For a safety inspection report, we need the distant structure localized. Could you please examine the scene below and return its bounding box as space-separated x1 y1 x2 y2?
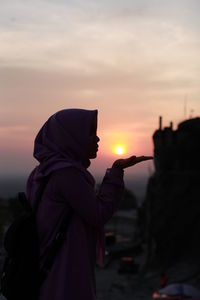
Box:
141 116 200 267
153 116 200 171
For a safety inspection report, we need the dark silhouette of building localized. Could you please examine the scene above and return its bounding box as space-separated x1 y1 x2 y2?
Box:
153 116 200 172
142 116 200 267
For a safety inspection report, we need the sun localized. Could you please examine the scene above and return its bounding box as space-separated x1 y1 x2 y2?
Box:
113 145 127 155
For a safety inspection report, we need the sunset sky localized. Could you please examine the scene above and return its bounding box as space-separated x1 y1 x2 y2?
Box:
0 0 200 181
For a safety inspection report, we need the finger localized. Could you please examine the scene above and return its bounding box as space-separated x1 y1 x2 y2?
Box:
121 156 137 168
121 156 154 169
124 156 137 166
127 156 136 161
127 155 136 159
135 156 153 163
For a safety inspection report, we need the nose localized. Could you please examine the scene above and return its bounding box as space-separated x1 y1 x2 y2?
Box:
96 136 100 143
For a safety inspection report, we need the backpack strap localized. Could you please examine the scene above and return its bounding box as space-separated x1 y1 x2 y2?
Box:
32 175 73 284
20 175 73 284
39 208 73 284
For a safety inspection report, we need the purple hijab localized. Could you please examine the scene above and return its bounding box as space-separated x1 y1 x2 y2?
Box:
26 108 105 266
27 108 97 196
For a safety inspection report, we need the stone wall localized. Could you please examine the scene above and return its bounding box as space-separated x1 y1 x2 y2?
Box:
142 117 200 266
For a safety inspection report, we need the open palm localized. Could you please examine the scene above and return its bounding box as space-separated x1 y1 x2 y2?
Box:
112 155 153 170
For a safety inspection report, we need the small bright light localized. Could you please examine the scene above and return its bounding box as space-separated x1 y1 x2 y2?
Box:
115 146 124 155
114 145 126 155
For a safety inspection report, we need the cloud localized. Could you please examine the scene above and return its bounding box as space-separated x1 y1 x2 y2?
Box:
1 0 199 70
0 0 200 176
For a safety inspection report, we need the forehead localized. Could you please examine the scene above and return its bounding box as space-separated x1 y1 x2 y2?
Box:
90 116 97 134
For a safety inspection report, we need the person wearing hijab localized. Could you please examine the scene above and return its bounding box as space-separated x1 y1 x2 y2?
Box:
26 108 152 300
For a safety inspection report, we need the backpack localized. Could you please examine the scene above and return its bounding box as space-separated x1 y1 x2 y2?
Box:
0 178 73 300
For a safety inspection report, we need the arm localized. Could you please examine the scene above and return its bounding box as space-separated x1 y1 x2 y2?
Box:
52 166 124 228
52 155 153 228
95 167 124 225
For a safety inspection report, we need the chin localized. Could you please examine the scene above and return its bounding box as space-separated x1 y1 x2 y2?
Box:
89 152 97 159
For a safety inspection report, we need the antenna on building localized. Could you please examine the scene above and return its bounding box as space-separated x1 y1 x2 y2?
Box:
189 109 194 119
184 94 187 119
159 116 162 130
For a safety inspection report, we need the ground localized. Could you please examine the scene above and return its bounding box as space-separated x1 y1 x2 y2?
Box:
1 252 200 300
96 252 200 300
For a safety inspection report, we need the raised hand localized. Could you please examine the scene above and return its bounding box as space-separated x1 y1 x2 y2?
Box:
112 155 153 170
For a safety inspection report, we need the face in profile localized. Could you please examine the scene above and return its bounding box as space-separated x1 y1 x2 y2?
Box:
88 117 100 159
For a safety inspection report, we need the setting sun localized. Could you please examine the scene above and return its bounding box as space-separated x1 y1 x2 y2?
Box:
113 145 127 155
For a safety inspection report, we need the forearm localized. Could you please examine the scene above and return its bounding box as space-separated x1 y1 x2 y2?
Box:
96 167 125 225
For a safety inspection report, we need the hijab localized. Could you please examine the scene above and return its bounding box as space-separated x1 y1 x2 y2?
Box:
26 108 105 266
27 108 98 197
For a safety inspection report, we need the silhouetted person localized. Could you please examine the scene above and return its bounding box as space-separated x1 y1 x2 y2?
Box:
26 108 152 300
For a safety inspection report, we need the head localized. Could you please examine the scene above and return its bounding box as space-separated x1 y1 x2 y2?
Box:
88 114 100 159
34 108 99 169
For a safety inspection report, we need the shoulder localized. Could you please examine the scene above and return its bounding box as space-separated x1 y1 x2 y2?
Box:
47 166 93 199
45 167 85 198
50 166 84 183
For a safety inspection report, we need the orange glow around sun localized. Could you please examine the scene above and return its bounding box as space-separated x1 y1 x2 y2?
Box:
102 130 135 157
113 144 127 155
